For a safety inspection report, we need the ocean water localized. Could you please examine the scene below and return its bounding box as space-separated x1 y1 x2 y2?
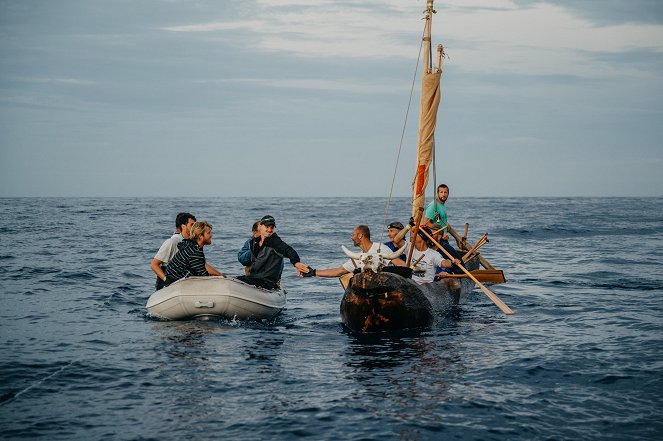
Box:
0 197 662 440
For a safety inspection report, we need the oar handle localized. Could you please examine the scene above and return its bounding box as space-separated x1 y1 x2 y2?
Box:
461 233 488 263
406 208 424 267
419 228 514 315
411 253 425 268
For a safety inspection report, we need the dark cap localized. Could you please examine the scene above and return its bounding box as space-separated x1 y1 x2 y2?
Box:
259 215 276 227
387 221 404 231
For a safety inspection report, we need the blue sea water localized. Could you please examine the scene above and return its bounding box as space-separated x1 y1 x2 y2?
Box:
0 197 662 440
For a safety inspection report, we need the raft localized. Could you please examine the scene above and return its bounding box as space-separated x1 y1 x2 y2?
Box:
340 259 478 333
146 276 286 321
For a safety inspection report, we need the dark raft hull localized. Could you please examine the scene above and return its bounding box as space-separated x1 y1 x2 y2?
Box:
340 259 479 334
340 271 433 333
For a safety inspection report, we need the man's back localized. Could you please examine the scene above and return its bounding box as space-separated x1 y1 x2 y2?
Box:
154 233 183 264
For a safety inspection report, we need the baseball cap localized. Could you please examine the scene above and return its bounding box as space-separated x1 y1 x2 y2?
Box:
387 221 404 230
259 215 276 226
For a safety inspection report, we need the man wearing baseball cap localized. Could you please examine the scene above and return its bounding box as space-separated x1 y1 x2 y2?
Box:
237 215 311 290
384 221 408 261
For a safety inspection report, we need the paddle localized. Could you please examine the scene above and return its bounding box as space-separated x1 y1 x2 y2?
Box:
406 209 424 267
419 228 514 315
448 223 495 270
462 233 488 263
440 269 506 284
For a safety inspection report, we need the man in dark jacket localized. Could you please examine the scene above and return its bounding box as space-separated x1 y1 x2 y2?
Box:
237 215 310 290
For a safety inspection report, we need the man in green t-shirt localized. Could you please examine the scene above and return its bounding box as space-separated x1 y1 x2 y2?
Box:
424 184 449 237
422 184 463 266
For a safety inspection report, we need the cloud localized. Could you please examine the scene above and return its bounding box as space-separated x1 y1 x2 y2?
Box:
194 77 408 94
159 1 663 79
13 77 98 85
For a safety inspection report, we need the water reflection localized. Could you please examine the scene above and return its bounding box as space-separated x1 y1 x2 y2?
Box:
343 322 467 439
147 319 290 434
150 319 232 362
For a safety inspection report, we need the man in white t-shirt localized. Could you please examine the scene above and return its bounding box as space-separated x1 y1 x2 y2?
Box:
393 226 460 285
150 212 196 290
299 225 387 278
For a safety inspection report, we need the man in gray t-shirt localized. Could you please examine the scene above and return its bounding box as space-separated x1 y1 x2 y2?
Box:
150 212 196 290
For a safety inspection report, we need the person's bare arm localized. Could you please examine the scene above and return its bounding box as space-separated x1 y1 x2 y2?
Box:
205 262 226 277
393 226 410 243
391 258 407 267
150 259 166 280
311 267 350 278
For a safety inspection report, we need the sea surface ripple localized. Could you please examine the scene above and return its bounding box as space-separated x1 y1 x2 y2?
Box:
1 197 662 440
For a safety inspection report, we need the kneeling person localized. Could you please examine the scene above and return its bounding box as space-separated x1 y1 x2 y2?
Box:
237 215 310 290
392 226 459 285
164 221 224 286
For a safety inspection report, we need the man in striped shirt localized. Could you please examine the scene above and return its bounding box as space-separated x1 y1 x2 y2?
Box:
150 212 196 290
164 221 225 286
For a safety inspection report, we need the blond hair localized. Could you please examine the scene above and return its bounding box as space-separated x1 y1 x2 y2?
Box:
189 221 212 242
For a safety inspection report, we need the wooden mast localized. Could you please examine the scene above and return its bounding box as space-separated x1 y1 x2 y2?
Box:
411 0 443 218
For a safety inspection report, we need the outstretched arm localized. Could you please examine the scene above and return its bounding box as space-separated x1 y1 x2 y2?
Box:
304 266 349 278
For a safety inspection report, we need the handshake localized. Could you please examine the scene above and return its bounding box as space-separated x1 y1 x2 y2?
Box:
300 266 317 277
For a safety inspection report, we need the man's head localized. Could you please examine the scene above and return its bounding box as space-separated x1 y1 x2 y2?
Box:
387 221 404 241
251 221 260 238
176 212 196 238
413 226 432 249
351 225 371 247
259 215 276 238
436 184 449 203
190 221 213 247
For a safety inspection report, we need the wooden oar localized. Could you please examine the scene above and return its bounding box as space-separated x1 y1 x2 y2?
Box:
419 228 513 315
462 223 469 248
432 225 447 235
406 208 424 267
448 224 495 270
441 269 506 284
462 233 488 263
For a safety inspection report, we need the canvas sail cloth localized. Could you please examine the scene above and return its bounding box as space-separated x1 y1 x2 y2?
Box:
411 6 442 218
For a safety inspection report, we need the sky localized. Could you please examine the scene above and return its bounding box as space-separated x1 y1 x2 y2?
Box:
1 0 662 197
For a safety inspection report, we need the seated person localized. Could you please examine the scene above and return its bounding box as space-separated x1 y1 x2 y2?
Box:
238 221 260 275
300 225 383 278
150 212 196 290
392 226 460 285
384 221 408 261
164 221 224 286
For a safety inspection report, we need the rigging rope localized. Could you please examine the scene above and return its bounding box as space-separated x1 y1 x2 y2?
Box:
378 24 427 247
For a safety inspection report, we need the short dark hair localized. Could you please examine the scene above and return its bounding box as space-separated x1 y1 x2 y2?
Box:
176 212 196 230
437 184 449 192
251 221 259 232
356 225 370 240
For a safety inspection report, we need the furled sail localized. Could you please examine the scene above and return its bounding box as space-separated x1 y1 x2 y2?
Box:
412 1 444 218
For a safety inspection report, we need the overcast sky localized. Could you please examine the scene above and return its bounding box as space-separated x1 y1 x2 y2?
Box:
1 0 662 197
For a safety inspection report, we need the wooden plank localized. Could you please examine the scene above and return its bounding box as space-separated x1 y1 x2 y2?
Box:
440 269 506 284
